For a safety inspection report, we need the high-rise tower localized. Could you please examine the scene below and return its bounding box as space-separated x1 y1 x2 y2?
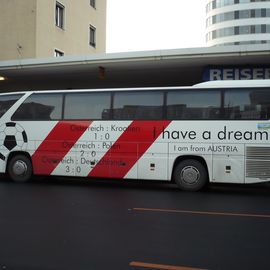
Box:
206 0 270 46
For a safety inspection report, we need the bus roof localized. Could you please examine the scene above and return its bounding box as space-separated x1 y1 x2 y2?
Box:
0 80 269 96
193 79 270 88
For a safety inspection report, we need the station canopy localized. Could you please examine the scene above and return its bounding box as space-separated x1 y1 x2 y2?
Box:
0 44 269 92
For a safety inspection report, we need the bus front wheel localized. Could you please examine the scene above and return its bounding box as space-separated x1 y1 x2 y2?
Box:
7 154 32 182
173 159 208 191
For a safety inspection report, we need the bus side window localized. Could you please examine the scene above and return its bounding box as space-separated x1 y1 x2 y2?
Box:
64 92 111 120
166 90 221 120
224 89 270 120
253 89 270 120
113 91 163 120
0 94 23 118
12 93 63 121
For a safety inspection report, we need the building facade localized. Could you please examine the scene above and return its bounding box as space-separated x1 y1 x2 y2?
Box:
0 0 107 60
206 0 270 46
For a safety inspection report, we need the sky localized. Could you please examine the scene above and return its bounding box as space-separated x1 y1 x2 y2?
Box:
106 0 206 53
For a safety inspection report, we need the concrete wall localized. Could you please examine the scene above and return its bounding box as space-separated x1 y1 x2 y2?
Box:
0 0 107 60
0 0 37 60
35 0 107 57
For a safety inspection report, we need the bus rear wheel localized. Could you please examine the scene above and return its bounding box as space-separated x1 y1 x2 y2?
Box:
7 154 32 182
173 159 208 191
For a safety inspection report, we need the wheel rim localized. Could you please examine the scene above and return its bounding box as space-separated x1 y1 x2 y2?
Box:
181 166 200 185
12 160 28 176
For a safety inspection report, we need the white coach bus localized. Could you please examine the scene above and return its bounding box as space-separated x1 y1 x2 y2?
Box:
0 80 269 191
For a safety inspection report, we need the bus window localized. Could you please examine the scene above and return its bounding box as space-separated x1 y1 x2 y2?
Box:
113 91 163 120
0 94 22 118
167 90 221 119
64 92 111 120
12 93 63 121
224 89 270 120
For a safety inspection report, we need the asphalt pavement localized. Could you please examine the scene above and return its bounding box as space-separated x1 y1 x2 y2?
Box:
0 176 270 270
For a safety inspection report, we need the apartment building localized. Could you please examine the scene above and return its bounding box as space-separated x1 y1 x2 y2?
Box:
0 0 107 60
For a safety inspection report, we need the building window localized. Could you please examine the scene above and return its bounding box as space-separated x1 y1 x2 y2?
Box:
89 25 96 47
90 0 96 8
56 2 64 29
54 49 64 57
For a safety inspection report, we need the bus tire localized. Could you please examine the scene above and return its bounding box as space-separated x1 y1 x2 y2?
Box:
173 159 208 191
7 154 32 182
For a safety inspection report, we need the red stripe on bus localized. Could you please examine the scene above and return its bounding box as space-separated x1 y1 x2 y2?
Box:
32 121 91 175
88 120 171 178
